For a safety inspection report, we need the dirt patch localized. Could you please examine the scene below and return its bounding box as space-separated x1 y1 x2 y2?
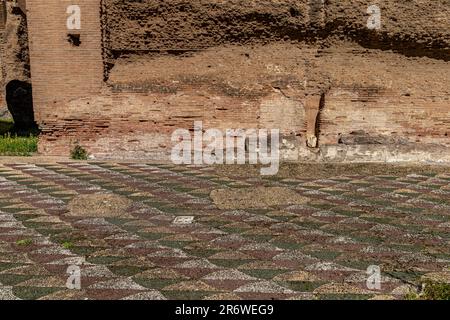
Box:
210 186 309 209
213 163 450 180
66 193 133 218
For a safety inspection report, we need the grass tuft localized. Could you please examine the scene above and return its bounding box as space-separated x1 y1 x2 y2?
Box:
0 133 38 156
61 241 74 249
16 239 33 246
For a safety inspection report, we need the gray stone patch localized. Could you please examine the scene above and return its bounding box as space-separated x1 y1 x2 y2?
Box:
104 233 141 240
203 270 257 281
32 247 73 256
234 281 294 294
89 278 146 290
121 290 166 300
173 216 195 225
0 286 20 300
306 262 359 272
239 243 282 252
176 259 219 269
125 241 162 249
147 248 189 258
273 250 318 262
212 234 252 244
270 222 304 231
344 272 400 284
312 210 346 217
47 257 86 265
328 236 356 244
81 265 116 278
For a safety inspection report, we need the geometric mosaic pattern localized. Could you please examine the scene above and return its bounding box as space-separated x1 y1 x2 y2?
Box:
0 162 449 300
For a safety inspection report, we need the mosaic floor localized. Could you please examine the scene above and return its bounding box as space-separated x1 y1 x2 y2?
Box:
0 162 449 300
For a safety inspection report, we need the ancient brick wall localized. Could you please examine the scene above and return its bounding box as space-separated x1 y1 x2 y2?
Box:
26 0 103 123
26 0 450 162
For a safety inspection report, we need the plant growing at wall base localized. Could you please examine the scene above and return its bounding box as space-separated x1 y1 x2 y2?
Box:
0 133 38 156
70 144 88 160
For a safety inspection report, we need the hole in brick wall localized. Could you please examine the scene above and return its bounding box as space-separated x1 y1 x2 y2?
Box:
67 33 81 46
289 7 300 17
6 80 38 133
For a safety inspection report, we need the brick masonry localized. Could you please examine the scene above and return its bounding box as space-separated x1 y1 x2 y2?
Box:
19 1 450 162
26 0 103 120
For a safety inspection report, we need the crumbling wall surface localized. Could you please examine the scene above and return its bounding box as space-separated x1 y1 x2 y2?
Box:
1 0 32 122
1 1 29 84
105 0 310 51
325 0 450 60
104 0 449 59
39 42 450 160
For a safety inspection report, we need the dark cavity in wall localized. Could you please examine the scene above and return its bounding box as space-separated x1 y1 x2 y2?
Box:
6 80 37 132
315 92 326 147
67 33 81 46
